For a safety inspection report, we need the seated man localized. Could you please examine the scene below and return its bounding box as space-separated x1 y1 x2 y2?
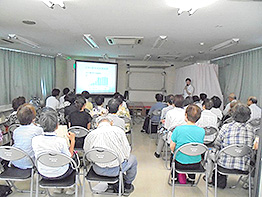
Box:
83 117 137 194
154 95 186 158
170 104 205 183
141 93 166 133
106 98 125 131
206 103 255 185
46 88 60 110
160 94 175 124
223 93 237 116
196 99 218 129
12 103 43 169
91 96 108 117
193 95 202 109
210 96 223 121
59 87 70 108
32 111 76 195
247 96 261 121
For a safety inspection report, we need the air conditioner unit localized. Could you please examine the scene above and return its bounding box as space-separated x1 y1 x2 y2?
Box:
106 36 143 45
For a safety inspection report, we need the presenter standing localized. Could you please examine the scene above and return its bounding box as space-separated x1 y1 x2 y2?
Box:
183 78 194 98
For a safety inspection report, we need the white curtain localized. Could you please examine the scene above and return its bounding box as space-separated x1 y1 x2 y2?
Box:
174 63 223 103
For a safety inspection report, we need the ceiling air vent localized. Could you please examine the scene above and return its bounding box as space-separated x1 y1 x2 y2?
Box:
106 36 143 45
1 38 14 44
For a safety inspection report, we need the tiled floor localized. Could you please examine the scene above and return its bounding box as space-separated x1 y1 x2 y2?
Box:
1 122 250 196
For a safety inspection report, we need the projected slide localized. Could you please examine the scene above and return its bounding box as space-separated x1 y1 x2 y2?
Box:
75 61 117 94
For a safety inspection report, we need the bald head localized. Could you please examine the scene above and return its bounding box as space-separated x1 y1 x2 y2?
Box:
228 93 236 102
247 96 258 106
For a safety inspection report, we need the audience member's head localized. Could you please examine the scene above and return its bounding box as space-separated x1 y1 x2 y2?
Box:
107 98 122 113
200 93 207 101
82 91 90 99
183 96 194 107
39 111 58 132
211 96 222 108
17 104 36 125
62 87 70 95
228 100 240 115
173 95 184 108
97 117 112 126
65 93 76 104
165 94 175 105
95 96 105 106
74 95 86 110
203 99 214 110
192 95 200 103
185 78 191 85
113 93 125 102
247 96 258 106
52 88 60 97
155 94 163 102
228 93 237 102
232 103 251 123
12 98 19 111
185 104 201 123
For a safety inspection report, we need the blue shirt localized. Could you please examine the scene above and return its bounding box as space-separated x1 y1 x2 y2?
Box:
12 124 43 169
171 125 205 164
148 102 167 122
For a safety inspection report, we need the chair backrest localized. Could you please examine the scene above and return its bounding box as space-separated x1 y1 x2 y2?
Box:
204 127 218 144
152 109 162 116
68 126 89 138
84 147 120 167
249 118 261 127
0 146 33 164
217 144 252 159
8 123 20 133
174 143 208 158
36 151 78 170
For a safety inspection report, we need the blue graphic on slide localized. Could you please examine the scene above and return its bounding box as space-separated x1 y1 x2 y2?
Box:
91 77 108 86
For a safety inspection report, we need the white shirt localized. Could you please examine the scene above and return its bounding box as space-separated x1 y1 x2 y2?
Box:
249 104 261 121
46 96 60 110
105 113 125 130
164 107 186 130
210 108 223 120
183 84 194 98
32 132 71 178
223 100 236 115
160 105 174 120
83 122 131 168
59 95 66 105
196 110 218 129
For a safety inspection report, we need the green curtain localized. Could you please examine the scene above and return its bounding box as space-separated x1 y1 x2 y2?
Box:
212 47 262 106
0 49 55 105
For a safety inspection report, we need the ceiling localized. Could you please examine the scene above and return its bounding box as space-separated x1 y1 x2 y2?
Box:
0 0 262 63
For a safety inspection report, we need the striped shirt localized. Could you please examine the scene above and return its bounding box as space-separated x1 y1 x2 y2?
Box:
215 121 255 171
83 122 131 168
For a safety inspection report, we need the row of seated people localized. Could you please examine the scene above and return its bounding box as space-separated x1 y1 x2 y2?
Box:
1 102 137 195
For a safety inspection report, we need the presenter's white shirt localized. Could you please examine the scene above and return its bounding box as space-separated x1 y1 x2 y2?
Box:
46 96 60 110
183 84 194 98
196 110 218 129
249 104 261 121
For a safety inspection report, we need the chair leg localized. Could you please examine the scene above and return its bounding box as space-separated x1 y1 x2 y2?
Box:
230 176 242 189
172 162 175 197
35 174 39 197
205 172 208 197
215 165 217 197
75 174 78 197
119 173 123 197
30 169 34 197
248 173 251 197
82 174 85 197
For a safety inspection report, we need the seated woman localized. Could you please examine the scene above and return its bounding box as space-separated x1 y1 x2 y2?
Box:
32 111 76 195
170 104 205 183
69 95 92 148
6 96 26 126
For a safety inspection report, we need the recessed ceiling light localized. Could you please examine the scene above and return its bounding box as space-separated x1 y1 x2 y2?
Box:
215 25 223 28
199 42 204 46
199 51 205 54
22 20 36 25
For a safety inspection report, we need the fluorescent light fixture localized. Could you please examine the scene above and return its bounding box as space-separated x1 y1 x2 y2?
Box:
143 54 152 61
166 0 217 15
183 55 194 62
8 34 40 48
102 53 109 60
42 0 54 8
42 0 65 9
153 36 168 49
210 38 240 51
83 34 99 49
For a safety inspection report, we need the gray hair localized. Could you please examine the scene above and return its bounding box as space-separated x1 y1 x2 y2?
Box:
39 111 58 132
97 117 112 125
232 103 251 123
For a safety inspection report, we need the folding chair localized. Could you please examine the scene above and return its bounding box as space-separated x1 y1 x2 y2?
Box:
7 123 20 145
170 143 209 197
214 144 253 197
0 146 35 197
35 151 80 197
68 126 89 154
82 147 124 197
148 109 162 138
203 127 218 146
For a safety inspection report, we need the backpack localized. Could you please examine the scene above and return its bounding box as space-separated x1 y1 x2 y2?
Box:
212 171 227 189
0 185 12 196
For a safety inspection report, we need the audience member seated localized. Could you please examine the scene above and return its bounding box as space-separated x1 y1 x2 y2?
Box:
114 92 128 109
247 96 261 121
83 117 137 194
82 91 93 112
141 93 166 133
69 96 92 148
206 103 255 185
12 104 43 169
223 93 237 116
210 96 223 120
221 100 239 124
116 97 131 120
160 94 175 124
46 88 60 110
196 99 218 129
59 87 70 108
32 111 76 195
193 95 202 109
6 96 25 126
183 96 194 110
170 104 205 183
64 93 77 123
91 96 108 117
106 98 125 130
200 93 207 104
154 95 186 158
